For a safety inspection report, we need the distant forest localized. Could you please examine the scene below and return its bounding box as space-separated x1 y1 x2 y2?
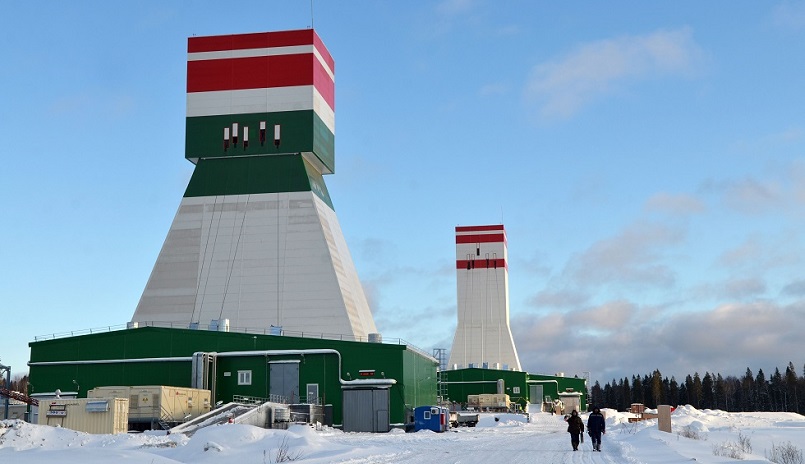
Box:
588 362 805 415
1 375 29 394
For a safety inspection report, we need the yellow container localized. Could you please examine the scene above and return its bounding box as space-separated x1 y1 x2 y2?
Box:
88 385 211 424
38 397 129 434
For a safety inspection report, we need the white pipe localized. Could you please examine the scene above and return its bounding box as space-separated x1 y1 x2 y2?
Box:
440 380 497 384
212 349 395 385
527 380 559 388
28 357 192 366
29 350 397 386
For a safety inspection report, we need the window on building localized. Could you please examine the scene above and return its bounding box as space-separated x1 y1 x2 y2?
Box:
238 370 252 386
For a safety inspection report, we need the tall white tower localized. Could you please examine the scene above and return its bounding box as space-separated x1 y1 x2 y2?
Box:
130 29 377 339
448 225 521 371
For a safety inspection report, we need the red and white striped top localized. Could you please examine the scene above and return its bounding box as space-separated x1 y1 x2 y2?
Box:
455 224 507 270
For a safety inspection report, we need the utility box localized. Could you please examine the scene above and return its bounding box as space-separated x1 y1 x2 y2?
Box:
414 406 448 432
289 403 324 424
467 395 480 409
477 393 510 410
88 385 211 428
38 398 129 434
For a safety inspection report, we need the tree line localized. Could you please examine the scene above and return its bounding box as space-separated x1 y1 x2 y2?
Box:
0 374 30 395
588 362 805 415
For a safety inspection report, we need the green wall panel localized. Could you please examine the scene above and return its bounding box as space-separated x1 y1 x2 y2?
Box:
185 110 334 174
183 154 334 209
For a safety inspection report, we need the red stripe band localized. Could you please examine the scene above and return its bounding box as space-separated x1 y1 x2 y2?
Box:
455 233 505 244
456 225 504 233
456 259 507 270
188 30 335 73
187 54 335 110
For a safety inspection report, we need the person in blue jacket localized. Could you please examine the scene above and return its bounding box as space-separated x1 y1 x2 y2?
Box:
587 407 606 451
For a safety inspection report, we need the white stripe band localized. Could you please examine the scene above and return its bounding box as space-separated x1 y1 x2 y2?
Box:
186 85 335 134
456 230 506 236
188 45 335 81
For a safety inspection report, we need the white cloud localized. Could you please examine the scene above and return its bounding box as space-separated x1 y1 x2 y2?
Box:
513 299 805 382
781 278 805 296
770 1 805 30
479 83 508 97
525 28 704 119
722 178 783 215
529 288 590 310
717 236 764 268
644 192 706 216
722 277 767 299
437 0 475 16
565 221 684 288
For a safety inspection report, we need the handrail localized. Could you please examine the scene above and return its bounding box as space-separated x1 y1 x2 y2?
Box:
32 321 436 362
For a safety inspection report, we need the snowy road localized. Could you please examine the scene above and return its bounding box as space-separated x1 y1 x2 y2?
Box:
4 407 805 463
309 414 626 464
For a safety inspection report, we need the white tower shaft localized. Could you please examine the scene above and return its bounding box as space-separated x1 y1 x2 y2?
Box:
448 225 521 371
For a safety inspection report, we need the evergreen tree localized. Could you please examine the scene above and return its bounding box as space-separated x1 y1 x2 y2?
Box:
651 370 664 407
714 373 726 410
632 375 644 405
724 375 739 412
590 381 603 408
643 374 652 407
669 376 680 406
785 362 799 413
741 368 755 411
621 377 631 411
691 373 703 408
702 372 714 409
756 369 769 411
770 367 784 412
603 381 613 409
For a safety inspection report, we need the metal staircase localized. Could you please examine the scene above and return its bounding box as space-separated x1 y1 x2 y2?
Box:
432 348 449 404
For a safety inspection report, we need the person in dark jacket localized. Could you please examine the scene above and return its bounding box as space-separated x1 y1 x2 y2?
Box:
566 410 584 451
587 407 606 451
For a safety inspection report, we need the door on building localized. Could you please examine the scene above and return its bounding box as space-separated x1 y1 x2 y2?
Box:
342 388 390 433
306 384 319 404
528 385 545 413
269 361 300 403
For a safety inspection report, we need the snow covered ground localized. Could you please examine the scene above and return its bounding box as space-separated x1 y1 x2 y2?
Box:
2 406 804 463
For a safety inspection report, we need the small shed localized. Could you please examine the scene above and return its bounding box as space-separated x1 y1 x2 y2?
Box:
413 406 448 432
558 391 583 414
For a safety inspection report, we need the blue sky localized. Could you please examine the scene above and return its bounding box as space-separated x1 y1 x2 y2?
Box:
2 1 805 386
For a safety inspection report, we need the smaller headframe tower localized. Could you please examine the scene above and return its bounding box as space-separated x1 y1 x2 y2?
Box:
448 225 521 371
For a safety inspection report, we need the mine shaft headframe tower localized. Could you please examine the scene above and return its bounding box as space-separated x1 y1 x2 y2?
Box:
448 224 522 372
131 29 377 339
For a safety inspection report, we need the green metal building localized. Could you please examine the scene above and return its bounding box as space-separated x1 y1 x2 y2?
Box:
440 368 587 412
28 326 437 427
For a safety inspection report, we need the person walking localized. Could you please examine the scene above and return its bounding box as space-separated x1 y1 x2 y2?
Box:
566 410 584 451
587 407 606 451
